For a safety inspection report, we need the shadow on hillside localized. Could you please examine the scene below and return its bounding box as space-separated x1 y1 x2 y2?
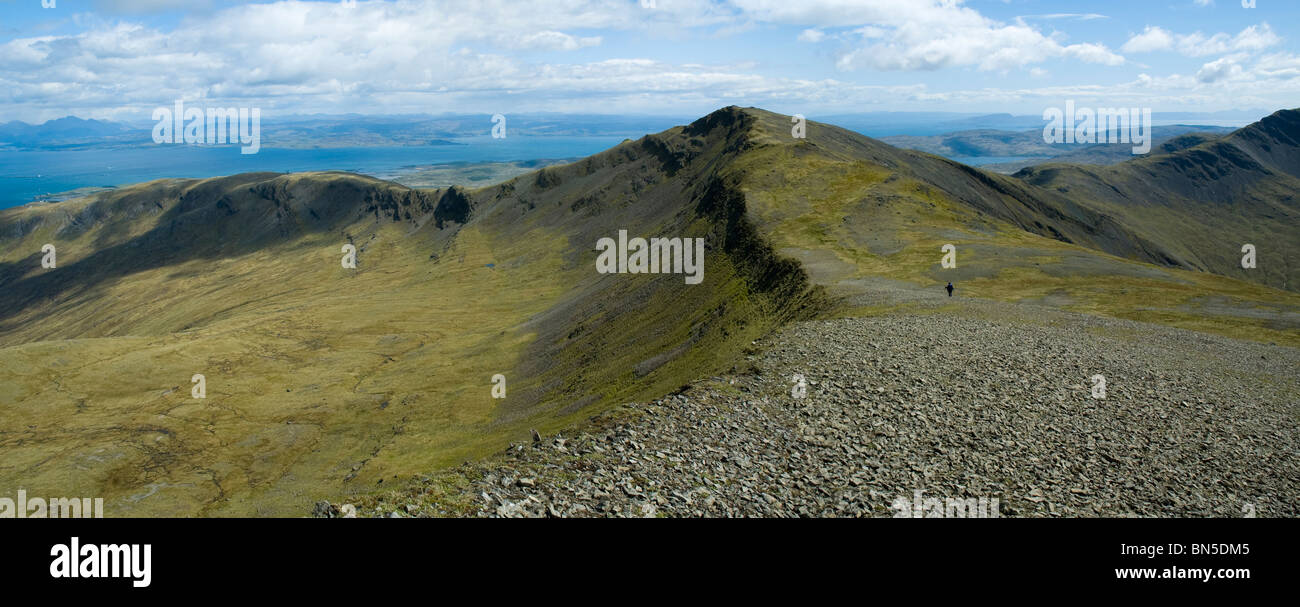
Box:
0 172 468 336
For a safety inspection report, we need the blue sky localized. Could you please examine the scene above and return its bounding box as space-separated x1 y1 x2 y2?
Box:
1 0 1296 123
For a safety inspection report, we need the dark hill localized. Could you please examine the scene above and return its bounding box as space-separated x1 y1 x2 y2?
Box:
1017 108 1300 290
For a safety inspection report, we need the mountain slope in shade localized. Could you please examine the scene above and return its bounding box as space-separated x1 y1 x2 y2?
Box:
0 106 1295 516
1016 108 1300 291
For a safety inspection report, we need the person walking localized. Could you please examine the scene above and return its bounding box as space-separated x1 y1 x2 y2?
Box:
945 281 954 297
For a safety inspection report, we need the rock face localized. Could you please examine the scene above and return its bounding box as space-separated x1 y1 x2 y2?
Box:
334 296 1299 518
312 501 337 518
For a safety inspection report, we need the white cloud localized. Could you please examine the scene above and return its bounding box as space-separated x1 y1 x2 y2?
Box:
733 0 1126 71
1064 43 1126 66
0 0 1294 121
1122 23 1281 57
0 1 641 116
91 0 213 13
1121 26 1176 53
798 29 825 43
1020 14 1109 21
1253 52 1300 80
516 31 603 51
1197 54 1248 83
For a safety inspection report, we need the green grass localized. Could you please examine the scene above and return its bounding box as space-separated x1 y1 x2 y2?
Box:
725 117 1300 346
0 155 823 516
0 215 576 515
2 111 1295 518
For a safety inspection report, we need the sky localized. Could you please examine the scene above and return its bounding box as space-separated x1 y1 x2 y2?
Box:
0 0 1297 123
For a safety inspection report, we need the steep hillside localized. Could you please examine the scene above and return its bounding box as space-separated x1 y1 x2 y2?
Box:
1017 109 1300 291
702 108 1297 344
1 106 1295 517
0 115 823 515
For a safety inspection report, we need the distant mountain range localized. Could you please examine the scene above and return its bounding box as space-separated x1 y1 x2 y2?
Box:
0 110 1268 153
817 109 1265 137
0 116 143 148
882 125 1239 173
0 113 697 150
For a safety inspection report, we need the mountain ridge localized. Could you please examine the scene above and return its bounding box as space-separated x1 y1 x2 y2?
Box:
0 106 1295 516
1017 107 1300 290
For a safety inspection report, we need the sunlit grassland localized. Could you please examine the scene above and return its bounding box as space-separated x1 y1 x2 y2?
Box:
0 207 578 515
0 171 805 515
728 143 1300 347
3 110 1295 517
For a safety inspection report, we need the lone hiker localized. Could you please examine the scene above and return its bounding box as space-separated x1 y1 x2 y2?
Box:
946 281 954 297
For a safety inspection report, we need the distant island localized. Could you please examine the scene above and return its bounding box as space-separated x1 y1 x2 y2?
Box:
0 114 693 151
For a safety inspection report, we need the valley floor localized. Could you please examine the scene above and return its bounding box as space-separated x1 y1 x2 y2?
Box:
321 294 1300 518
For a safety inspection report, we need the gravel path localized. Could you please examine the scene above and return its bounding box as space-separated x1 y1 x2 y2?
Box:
321 300 1300 518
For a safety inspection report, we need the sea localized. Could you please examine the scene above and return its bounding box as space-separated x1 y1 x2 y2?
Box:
0 136 628 209
951 156 1037 167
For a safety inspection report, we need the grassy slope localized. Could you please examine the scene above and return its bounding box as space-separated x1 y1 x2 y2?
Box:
728 109 1299 346
1 107 1295 516
1016 109 1300 292
0 118 822 515
0 173 581 515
